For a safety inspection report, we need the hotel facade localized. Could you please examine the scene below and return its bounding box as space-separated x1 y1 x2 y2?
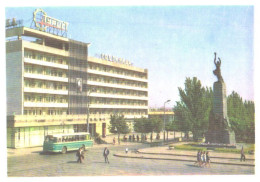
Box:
6 11 148 148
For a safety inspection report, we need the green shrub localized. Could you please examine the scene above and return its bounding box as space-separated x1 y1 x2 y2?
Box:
170 143 255 154
94 133 102 144
172 144 207 151
214 148 240 153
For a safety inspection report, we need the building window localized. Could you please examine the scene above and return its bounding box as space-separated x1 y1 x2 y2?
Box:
37 96 42 102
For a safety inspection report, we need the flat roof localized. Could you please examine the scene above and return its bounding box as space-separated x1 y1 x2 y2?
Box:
6 27 90 46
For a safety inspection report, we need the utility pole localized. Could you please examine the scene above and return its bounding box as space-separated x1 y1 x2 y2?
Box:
163 99 171 143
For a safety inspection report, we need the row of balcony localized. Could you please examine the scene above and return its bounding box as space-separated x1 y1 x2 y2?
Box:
87 81 148 92
23 87 148 101
24 73 68 83
24 58 147 84
24 87 68 95
87 69 147 83
23 101 148 109
23 40 69 57
7 114 147 127
24 58 68 70
88 64 147 80
24 73 147 93
88 75 147 88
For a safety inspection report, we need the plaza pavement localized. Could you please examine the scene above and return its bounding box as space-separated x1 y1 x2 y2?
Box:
113 145 255 167
7 133 255 167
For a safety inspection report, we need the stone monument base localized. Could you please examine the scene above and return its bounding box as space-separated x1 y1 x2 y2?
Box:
222 129 236 145
206 80 236 145
206 123 236 144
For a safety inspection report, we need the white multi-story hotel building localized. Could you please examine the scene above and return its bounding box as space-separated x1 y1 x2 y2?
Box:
6 12 148 148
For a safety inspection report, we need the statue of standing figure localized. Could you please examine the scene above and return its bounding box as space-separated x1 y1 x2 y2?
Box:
213 52 224 82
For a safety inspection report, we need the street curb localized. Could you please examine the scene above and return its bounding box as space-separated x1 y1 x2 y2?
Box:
113 154 255 167
137 151 255 161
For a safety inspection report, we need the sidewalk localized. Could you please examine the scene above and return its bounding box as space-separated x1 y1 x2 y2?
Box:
7 134 141 157
138 146 255 160
114 146 255 167
7 146 43 157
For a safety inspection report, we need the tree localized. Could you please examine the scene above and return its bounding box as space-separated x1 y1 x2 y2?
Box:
149 116 163 142
227 91 255 143
165 119 175 141
173 101 191 139
134 117 155 142
109 114 130 144
174 77 255 143
175 77 213 141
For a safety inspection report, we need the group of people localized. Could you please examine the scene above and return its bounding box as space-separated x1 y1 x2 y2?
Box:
123 134 149 142
124 134 140 142
194 150 211 167
76 146 110 164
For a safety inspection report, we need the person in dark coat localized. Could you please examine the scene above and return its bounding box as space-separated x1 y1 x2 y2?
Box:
103 147 110 164
76 147 84 163
113 137 116 145
76 147 81 163
194 150 201 166
240 146 246 161
205 151 211 167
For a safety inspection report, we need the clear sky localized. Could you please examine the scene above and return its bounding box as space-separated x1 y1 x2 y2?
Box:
5 6 254 108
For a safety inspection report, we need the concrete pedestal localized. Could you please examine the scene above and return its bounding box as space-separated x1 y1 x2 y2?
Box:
206 81 236 144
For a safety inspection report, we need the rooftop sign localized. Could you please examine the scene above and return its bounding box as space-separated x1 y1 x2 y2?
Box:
99 54 133 66
33 8 68 37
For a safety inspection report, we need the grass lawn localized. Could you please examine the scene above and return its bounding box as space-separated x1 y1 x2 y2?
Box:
170 143 255 154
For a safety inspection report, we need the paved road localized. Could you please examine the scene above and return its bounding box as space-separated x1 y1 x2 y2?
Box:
7 143 254 176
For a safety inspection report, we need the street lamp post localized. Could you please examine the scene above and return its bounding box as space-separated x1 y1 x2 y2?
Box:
86 88 96 134
163 99 171 143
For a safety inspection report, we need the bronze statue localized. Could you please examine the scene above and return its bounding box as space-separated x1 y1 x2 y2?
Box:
213 52 223 82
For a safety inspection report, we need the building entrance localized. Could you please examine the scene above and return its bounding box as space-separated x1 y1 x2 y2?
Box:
89 123 96 136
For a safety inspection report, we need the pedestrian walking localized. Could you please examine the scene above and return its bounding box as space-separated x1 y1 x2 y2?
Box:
103 147 110 164
205 151 211 167
76 147 81 163
133 134 135 142
156 133 160 140
125 148 128 154
137 135 139 142
240 146 246 162
129 135 132 142
76 147 84 163
201 151 206 167
113 137 116 145
194 150 201 166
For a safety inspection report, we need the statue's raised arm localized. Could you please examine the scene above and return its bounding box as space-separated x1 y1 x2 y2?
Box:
213 52 224 82
218 57 221 66
214 52 217 65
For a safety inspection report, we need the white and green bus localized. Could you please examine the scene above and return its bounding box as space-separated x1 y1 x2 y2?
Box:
43 132 93 154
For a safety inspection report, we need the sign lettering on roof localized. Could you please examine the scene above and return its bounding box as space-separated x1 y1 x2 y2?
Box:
33 8 68 36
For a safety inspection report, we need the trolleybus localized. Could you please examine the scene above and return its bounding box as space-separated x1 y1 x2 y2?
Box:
43 132 93 154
